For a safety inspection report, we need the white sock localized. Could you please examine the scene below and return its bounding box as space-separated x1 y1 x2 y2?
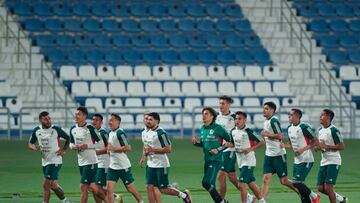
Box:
335 193 344 201
309 191 317 199
138 201 144 203
259 198 266 203
178 191 187 199
246 193 254 203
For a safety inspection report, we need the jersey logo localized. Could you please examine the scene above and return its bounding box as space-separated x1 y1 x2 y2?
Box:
209 165 213 168
209 129 214 135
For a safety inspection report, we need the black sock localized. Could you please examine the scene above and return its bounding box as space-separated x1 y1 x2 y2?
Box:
202 182 223 203
293 182 311 203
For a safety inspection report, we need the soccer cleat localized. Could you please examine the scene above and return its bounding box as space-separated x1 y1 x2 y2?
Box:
114 193 123 203
312 194 320 203
182 189 192 203
340 197 348 203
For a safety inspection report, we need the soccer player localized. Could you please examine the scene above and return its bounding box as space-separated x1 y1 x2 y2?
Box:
215 96 239 199
285 108 320 203
70 107 106 203
315 109 347 203
105 113 143 203
260 102 297 198
191 107 232 203
142 112 192 203
28 111 71 203
232 111 266 203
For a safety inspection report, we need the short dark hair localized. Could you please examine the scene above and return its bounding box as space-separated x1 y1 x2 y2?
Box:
235 111 247 119
93 113 103 121
110 113 121 122
291 108 303 118
148 112 160 123
77 106 88 116
323 109 335 121
264 101 277 112
38 111 49 120
219 95 234 104
202 107 217 122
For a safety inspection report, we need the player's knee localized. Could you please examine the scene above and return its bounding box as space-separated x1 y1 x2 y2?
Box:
202 181 212 191
317 185 324 193
279 177 288 185
43 179 51 188
263 176 271 184
324 184 333 194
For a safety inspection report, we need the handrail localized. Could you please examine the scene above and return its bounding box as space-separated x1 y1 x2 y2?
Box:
0 107 11 140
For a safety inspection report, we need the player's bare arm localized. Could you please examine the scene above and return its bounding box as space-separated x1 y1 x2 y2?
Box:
261 130 283 140
319 141 344 151
144 144 171 154
107 143 131 153
28 143 40 151
242 140 265 154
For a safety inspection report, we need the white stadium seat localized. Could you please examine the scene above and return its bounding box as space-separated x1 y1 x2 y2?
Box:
153 65 171 80
71 82 90 96
134 65 152 80
171 65 189 80
120 114 135 129
182 82 201 96
263 65 283 80
190 65 208 80
108 82 126 96
145 98 162 107
116 65 134 80
218 82 237 96
208 65 226 80
145 82 163 96
237 82 255 96
200 81 218 96
255 81 273 96
78 65 96 80
245 65 263 80
164 98 182 109
184 98 202 112
164 82 181 96
203 98 218 107
85 98 105 113
127 82 146 96
242 97 261 112
90 81 108 96
60 65 78 80
227 65 245 80
350 81 360 95
273 81 291 96
175 114 193 128
105 98 122 109
97 65 115 79
253 113 264 128
339 65 358 80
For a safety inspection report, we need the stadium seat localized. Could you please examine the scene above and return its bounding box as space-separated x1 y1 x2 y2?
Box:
350 81 360 95
113 35 131 47
182 82 201 96
282 97 299 108
159 114 175 129
200 81 218 96
93 35 112 47
263 65 283 80
206 34 225 48
203 98 219 107
90 82 108 96
188 35 207 48
140 20 159 32
175 114 193 128
108 82 126 96
217 51 236 64
179 50 198 64
23 19 44 32
129 4 148 17
336 5 354 17
159 20 178 32
318 4 336 17
145 82 163 96
86 50 105 64
56 35 74 47
20 114 36 130
253 50 271 64
242 97 261 112
67 49 87 64
116 65 134 79
164 98 182 108
132 35 151 48
178 20 197 32
145 98 162 107
44 19 63 32
150 36 168 48
245 36 262 48
85 98 105 113
64 20 83 32
97 65 115 80
120 114 135 129
72 3 91 17
189 65 208 80
91 3 111 17
329 20 348 32
227 65 245 80
205 3 224 17
110 4 129 17
6 98 22 113
168 4 187 17
153 65 171 80
187 4 206 17
148 4 167 17
197 20 215 32
142 51 161 64
83 19 102 32
125 98 143 107
234 20 251 32
245 65 263 80
273 81 291 96
74 35 92 47
169 35 188 48
161 51 179 64
184 98 202 112
78 65 96 80
208 65 226 80
134 65 152 80
237 82 255 96
224 35 244 48
60 65 78 80
102 19 121 32
318 35 338 48
121 20 140 32
235 50 254 64
327 50 349 64
224 4 243 17
339 65 358 80
253 113 264 128
339 35 358 48
216 19 233 32
53 3 72 17
309 20 329 32
349 20 360 32
71 81 90 96
34 35 55 47
198 51 217 64
349 51 360 64
255 81 273 96
164 82 181 96
13 3 32 16
127 82 145 96
105 98 123 109
33 3 52 16
218 82 237 96
171 65 189 80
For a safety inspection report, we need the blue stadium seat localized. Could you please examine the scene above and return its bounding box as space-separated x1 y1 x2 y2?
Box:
349 51 360 63
53 3 72 17
235 50 254 64
33 3 52 16
46 49 66 63
349 20 360 32
13 3 32 16
224 4 243 17
83 19 102 32
110 4 129 17
168 5 186 17
169 35 188 48
199 51 217 64
205 4 224 17
244 35 262 48
105 51 124 64
317 4 336 17
44 19 63 32
298 5 317 17
188 35 207 48
336 5 354 17
35 35 55 47
197 20 215 32
206 34 225 48
93 35 113 47
123 51 142 64
121 20 140 32
68 49 86 63
329 20 348 32
186 4 206 17
339 35 358 48
129 4 148 17
148 4 167 17
142 51 161 64
22 19 43 32
91 3 111 17
55 35 74 47
161 51 179 64
224 34 244 48
234 20 251 32
102 19 121 32
217 51 236 64
72 3 91 17
150 35 168 48
159 20 178 32
140 20 159 32
178 20 197 32
86 49 105 64
318 35 338 48
253 50 272 64
64 19 83 32
309 20 329 32
113 35 131 47
132 35 150 48
75 35 93 47
180 51 197 64
216 20 233 32
327 50 349 64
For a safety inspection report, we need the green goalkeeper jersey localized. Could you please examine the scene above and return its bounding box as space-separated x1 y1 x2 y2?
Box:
195 122 232 162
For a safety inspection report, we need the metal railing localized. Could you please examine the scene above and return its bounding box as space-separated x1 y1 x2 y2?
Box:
0 107 11 139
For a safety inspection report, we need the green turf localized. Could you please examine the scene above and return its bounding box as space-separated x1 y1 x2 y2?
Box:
0 139 359 203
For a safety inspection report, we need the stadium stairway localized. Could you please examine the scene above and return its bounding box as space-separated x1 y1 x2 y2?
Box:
0 3 76 135
237 0 356 137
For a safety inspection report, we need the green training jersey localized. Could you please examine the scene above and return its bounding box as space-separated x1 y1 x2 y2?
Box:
195 122 232 162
